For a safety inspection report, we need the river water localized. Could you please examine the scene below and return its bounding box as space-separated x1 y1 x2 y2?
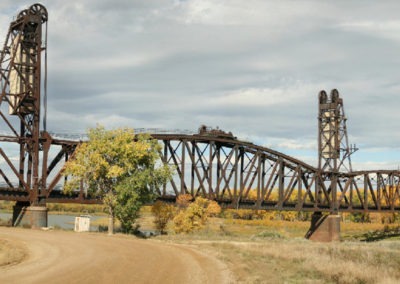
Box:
0 212 103 231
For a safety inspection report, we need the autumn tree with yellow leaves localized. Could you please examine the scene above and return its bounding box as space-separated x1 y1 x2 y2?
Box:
63 125 172 235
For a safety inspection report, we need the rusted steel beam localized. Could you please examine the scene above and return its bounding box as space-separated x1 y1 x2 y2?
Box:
0 148 29 191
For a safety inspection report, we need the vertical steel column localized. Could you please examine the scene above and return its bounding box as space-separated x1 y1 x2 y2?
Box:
239 147 244 206
180 140 185 195
209 141 213 199
297 168 302 207
377 173 381 211
278 158 284 210
364 173 368 211
233 146 239 206
163 140 168 195
216 145 221 197
318 90 342 212
256 154 262 205
191 141 195 196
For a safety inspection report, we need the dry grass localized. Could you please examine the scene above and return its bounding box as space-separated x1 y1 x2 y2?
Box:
0 239 27 267
155 235 400 283
150 217 400 283
192 239 400 283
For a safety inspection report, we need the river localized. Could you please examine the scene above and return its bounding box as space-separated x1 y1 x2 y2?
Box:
0 212 103 231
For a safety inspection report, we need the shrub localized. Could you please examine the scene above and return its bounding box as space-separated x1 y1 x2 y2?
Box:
152 201 176 234
173 197 219 234
206 200 221 217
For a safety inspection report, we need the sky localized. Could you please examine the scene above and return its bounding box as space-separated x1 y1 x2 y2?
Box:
0 0 400 171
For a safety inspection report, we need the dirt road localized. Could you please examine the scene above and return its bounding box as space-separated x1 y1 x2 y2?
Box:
0 227 233 284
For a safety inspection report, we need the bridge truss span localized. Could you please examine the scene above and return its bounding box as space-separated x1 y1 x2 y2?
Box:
154 134 316 208
0 132 399 213
336 171 400 212
153 134 400 213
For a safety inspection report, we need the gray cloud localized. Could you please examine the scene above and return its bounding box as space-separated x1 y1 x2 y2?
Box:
1 1 400 169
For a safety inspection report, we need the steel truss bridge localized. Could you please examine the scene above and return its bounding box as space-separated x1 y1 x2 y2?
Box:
0 4 399 216
0 131 399 214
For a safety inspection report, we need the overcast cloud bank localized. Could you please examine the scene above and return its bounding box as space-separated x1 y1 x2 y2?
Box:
0 1 400 170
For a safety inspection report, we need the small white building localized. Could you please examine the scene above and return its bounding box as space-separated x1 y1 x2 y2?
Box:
74 215 91 232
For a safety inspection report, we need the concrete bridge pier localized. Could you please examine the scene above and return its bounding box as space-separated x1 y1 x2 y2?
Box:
12 201 48 228
305 212 340 242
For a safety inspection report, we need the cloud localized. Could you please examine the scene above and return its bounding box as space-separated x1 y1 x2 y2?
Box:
338 20 400 42
212 80 319 108
0 1 400 171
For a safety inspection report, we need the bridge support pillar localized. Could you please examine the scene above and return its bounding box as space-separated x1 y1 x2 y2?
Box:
306 212 340 242
12 202 48 228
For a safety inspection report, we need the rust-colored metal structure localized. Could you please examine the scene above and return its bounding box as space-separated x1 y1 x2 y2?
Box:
0 5 398 232
0 4 85 226
0 4 48 205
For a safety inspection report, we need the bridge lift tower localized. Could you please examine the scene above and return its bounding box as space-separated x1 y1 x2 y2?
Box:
0 4 49 227
318 89 356 208
309 89 357 241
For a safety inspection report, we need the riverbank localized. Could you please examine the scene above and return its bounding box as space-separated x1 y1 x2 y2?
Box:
0 212 106 231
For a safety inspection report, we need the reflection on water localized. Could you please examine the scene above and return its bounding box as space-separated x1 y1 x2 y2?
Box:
0 212 102 231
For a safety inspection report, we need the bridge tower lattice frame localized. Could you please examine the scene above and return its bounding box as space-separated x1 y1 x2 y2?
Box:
0 4 49 206
318 89 356 212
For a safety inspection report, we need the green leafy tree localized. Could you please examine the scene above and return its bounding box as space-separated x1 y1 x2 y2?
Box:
63 125 172 234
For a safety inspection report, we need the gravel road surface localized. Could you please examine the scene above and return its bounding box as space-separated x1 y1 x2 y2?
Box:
0 227 233 284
